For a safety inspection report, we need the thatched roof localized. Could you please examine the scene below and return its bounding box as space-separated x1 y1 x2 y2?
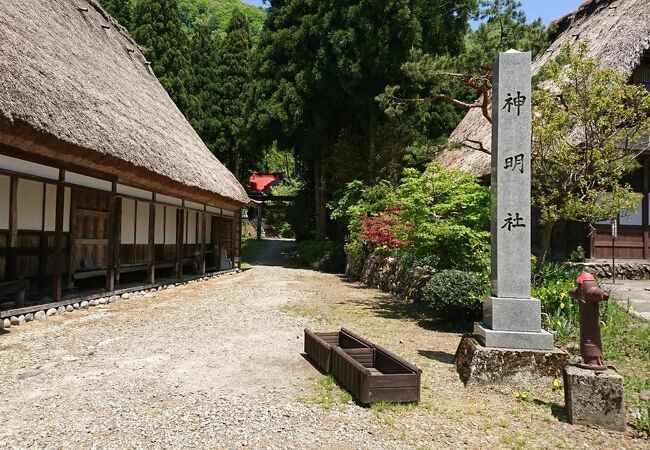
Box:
438 0 650 179
0 0 248 205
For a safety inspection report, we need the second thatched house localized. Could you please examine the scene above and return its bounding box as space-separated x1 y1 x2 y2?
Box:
0 0 249 317
439 0 650 261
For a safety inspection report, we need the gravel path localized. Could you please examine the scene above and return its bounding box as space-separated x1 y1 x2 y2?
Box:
0 243 405 449
0 240 647 449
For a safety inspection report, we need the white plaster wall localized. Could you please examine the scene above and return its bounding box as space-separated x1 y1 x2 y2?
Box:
222 209 235 217
206 206 221 215
117 184 152 200
66 171 111 191
121 198 136 244
44 183 57 232
136 201 150 244
186 210 197 244
0 175 9 230
63 187 71 233
185 200 203 211
17 179 43 230
155 204 165 244
205 215 212 244
158 194 182 206
0 155 59 180
165 207 177 244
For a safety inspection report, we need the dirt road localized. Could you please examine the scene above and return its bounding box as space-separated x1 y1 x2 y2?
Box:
0 239 646 449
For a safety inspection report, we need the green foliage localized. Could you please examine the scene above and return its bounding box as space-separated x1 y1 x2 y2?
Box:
250 0 476 234
131 0 195 113
178 0 266 40
421 270 488 321
333 163 490 273
532 42 650 228
213 9 255 179
278 222 295 239
296 237 333 265
380 0 548 120
101 0 132 26
532 263 581 343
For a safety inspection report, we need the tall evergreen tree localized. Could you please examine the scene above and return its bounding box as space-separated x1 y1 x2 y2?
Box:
101 0 132 28
250 0 475 234
215 9 253 179
131 0 194 114
188 22 222 155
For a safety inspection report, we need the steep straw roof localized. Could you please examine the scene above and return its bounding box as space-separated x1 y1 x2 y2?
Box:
438 0 650 179
0 0 248 205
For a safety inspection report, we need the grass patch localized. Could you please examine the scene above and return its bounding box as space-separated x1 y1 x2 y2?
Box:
297 375 347 409
280 304 325 322
240 238 269 269
370 401 417 413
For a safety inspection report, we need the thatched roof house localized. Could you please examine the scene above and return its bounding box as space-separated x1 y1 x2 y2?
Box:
0 0 247 312
0 0 248 206
438 0 650 180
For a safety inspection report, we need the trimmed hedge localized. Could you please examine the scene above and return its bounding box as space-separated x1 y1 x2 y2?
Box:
421 270 489 321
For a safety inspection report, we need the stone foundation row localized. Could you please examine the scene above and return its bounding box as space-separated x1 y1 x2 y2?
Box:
1 269 242 330
570 261 650 280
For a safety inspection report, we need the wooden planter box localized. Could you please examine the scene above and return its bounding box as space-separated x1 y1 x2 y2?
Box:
331 344 422 404
304 328 373 373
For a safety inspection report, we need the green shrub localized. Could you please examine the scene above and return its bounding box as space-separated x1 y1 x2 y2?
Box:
279 222 295 239
421 270 489 321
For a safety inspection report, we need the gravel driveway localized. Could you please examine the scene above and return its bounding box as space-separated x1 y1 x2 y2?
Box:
0 242 405 449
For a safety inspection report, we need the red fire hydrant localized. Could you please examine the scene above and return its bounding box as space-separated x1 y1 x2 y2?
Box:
568 272 610 371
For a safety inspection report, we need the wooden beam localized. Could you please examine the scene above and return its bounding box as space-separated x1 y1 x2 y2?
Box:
147 201 155 284
6 176 18 280
236 209 242 270
175 208 184 280
105 183 116 291
52 169 65 301
200 212 206 275
38 182 47 291
115 197 122 286
66 188 77 288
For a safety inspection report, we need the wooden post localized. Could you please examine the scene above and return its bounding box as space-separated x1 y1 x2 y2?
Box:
66 189 77 288
236 209 242 270
114 197 122 286
175 208 184 280
105 183 116 292
38 183 48 292
147 201 155 284
52 170 65 301
641 156 650 259
6 176 18 280
215 216 221 271
200 212 206 275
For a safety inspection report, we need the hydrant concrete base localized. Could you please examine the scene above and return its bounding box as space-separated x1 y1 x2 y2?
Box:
564 365 626 432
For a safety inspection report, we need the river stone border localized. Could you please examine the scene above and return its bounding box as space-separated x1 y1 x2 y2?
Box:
0 269 242 330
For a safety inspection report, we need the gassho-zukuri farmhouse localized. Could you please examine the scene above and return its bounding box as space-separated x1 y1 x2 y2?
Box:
0 0 250 318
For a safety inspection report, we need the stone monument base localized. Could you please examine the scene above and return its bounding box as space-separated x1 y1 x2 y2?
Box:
564 365 626 432
454 335 569 386
474 322 554 350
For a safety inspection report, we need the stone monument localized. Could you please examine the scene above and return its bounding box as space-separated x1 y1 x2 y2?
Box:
455 50 568 385
475 50 553 350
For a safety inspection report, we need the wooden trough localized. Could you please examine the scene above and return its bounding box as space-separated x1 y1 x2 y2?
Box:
331 344 422 404
304 328 422 404
304 327 372 373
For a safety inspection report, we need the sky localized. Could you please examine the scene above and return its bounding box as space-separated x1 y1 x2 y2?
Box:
240 0 586 25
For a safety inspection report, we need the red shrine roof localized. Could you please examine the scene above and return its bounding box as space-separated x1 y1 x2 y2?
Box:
247 172 284 195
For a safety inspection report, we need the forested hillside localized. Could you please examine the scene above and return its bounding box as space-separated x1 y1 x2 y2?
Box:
178 0 265 38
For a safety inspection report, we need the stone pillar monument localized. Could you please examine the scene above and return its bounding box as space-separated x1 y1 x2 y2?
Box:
473 50 553 350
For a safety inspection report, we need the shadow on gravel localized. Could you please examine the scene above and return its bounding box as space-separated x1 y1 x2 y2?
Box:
417 350 456 364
